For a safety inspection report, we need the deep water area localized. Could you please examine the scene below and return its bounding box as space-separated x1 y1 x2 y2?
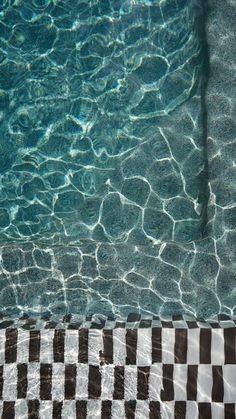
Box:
0 0 207 244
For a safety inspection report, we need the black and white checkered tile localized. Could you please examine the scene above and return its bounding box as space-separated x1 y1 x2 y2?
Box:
0 316 235 418
1 313 236 330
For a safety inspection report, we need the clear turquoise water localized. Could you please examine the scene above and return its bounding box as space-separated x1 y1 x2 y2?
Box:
3 0 233 319
0 0 207 246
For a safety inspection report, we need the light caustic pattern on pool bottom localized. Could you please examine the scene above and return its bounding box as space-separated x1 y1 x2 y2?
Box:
0 0 235 320
0 0 207 245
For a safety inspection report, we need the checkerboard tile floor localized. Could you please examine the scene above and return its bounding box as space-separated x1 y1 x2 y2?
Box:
0 315 235 418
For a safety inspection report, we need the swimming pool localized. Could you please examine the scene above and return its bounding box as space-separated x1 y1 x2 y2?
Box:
0 1 236 418
0 0 235 321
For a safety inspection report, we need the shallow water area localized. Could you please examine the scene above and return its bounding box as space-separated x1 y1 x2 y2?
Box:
0 0 235 320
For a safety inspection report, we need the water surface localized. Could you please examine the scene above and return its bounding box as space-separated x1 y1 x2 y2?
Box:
0 0 207 245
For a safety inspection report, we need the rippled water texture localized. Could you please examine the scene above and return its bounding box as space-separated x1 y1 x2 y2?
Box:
0 0 207 245
1 0 235 319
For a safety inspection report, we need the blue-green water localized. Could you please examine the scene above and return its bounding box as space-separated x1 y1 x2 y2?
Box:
1 0 235 320
0 0 206 245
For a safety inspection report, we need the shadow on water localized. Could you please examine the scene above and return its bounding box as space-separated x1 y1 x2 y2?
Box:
195 0 211 238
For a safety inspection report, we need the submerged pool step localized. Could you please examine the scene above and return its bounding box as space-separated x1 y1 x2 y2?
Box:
0 316 235 418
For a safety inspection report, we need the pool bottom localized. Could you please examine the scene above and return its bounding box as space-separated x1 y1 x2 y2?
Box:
0 0 207 245
0 235 233 320
1 0 236 322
